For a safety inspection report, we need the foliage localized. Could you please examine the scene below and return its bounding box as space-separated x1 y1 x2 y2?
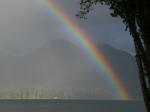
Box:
77 0 150 111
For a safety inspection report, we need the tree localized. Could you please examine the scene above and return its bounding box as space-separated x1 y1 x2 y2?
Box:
77 0 150 111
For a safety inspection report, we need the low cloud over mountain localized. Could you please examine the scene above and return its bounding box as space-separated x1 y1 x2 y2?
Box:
0 39 142 99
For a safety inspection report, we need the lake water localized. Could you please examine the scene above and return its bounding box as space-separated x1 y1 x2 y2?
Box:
0 100 146 112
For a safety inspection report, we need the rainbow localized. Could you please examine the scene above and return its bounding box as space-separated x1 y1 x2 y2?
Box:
41 0 131 100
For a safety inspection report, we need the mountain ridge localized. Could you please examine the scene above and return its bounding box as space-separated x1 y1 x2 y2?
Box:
0 39 142 99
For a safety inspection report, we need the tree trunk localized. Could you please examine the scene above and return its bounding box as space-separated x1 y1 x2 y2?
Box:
122 1 150 111
129 20 150 112
128 17 150 112
134 39 150 112
137 0 150 65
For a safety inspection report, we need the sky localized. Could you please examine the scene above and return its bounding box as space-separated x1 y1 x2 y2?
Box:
0 0 135 56
0 0 142 100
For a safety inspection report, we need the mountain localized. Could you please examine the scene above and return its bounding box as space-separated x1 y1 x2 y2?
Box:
100 44 142 99
0 39 142 99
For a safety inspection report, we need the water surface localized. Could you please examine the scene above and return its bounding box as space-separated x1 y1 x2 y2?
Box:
0 100 146 112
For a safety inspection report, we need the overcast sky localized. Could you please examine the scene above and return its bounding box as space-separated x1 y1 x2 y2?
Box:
0 0 135 56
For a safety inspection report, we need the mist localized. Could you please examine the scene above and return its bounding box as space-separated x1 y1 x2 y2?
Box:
0 0 141 99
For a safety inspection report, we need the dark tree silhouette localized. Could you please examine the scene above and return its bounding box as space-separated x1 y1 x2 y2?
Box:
77 0 150 111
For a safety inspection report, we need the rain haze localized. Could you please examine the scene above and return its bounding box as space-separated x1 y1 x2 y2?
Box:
0 0 141 100
0 0 134 55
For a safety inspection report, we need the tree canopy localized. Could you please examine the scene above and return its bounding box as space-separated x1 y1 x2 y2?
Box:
77 0 150 111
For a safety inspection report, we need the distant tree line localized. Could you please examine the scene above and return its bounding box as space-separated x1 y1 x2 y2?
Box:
77 0 150 111
0 88 108 99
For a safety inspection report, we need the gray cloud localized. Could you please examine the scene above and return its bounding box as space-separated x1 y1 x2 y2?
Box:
55 0 135 54
0 0 140 99
0 0 135 55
